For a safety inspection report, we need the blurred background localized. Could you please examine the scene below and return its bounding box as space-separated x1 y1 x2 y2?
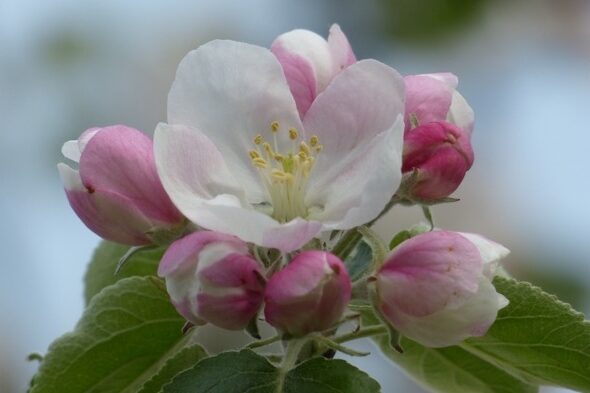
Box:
1 0 589 392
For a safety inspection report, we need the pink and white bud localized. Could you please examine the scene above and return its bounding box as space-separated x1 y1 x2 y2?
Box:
57 125 184 245
404 73 474 134
402 121 474 201
271 24 356 117
264 251 352 336
158 231 265 330
375 230 508 348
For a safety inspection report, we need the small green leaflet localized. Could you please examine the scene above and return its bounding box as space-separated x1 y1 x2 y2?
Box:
162 349 381 393
84 241 164 304
29 277 206 393
345 241 373 281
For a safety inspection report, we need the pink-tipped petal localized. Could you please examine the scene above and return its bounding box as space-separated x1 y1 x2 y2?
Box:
404 74 453 133
271 38 317 118
327 24 356 72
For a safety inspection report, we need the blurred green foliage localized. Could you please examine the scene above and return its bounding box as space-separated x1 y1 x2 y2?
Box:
378 0 486 44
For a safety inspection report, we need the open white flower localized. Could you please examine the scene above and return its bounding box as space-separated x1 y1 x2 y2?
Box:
155 40 405 251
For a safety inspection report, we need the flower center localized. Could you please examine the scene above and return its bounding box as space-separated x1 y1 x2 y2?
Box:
249 121 323 223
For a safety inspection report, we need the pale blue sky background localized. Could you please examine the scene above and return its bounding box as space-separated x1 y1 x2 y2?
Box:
1 1 589 392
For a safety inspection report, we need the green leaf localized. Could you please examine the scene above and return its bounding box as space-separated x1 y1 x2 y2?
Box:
138 345 207 393
345 241 373 281
84 240 165 304
163 349 380 393
388 230 411 250
30 276 205 393
461 277 590 392
361 310 537 393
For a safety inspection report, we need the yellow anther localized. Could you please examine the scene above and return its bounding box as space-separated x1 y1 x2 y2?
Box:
253 157 267 168
271 121 280 133
297 151 308 160
274 154 285 162
299 141 310 155
309 135 319 147
254 134 263 145
315 144 323 153
262 142 274 155
271 169 293 183
249 150 260 159
288 128 299 140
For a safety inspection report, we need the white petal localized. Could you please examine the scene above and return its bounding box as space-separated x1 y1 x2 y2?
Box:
57 163 85 191
303 60 405 228
448 90 475 133
154 122 252 213
167 40 303 200
272 29 334 92
394 278 507 348
61 141 81 162
186 201 323 252
307 116 404 229
459 232 510 264
424 72 459 89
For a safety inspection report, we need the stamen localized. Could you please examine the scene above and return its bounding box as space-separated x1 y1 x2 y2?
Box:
253 157 267 168
288 128 299 140
310 135 319 147
299 141 310 155
271 121 280 132
248 125 324 222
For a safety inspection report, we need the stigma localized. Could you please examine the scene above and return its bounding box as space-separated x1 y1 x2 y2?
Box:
249 121 323 222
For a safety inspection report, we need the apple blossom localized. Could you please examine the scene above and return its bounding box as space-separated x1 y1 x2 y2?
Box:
271 24 356 117
264 251 351 336
155 39 405 252
401 121 474 201
158 231 265 330
57 125 184 245
375 230 509 348
404 73 474 134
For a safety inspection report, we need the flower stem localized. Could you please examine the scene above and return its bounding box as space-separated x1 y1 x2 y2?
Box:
332 196 400 260
275 338 306 393
333 325 388 344
246 334 281 349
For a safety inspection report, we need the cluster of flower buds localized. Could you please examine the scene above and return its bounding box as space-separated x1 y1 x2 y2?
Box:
59 24 509 349
159 231 352 335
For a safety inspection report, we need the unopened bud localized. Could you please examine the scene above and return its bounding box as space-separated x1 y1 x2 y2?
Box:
58 125 184 245
375 230 508 347
264 251 351 336
401 121 474 201
159 231 265 330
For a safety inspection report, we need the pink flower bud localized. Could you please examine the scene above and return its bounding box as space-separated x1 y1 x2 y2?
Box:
264 251 351 336
158 231 265 330
58 125 184 245
404 73 474 134
375 231 508 347
402 121 474 201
